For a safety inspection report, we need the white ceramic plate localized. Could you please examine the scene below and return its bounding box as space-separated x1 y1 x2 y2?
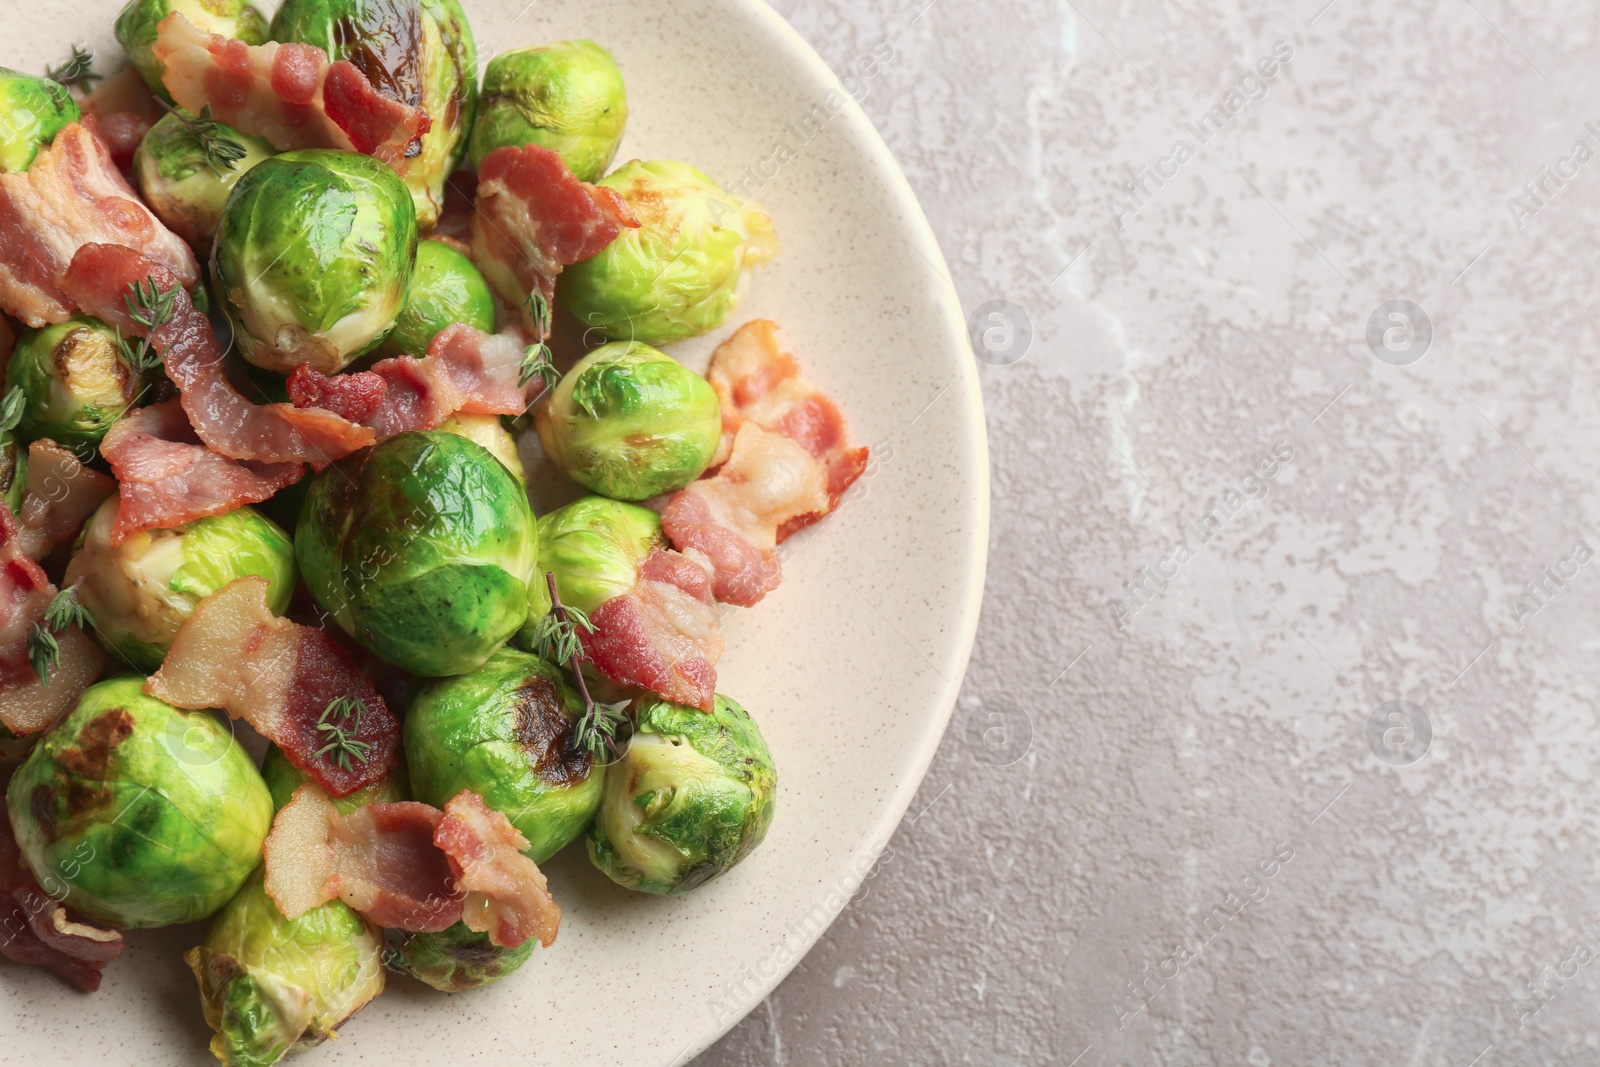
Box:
1 2 987 1063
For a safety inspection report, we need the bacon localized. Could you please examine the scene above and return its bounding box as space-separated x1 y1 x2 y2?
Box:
13 441 116 560
435 792 560 949
98 402 302 544
472 143 637 334
583 547 723 711
62 244 375 466
659 424 828 607
153 12 429 171
0 123 198 329
287 324 534 438
146 578 401 798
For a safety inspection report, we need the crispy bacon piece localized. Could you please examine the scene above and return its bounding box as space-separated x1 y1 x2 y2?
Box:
14 441 116 560
659 424 828 607
0 505 106 737
436 792 560 949
287 324 535 437
99 402 302 544
153 12 429 170
472 143 637 334
0 123 198 329
146 578 401 798
62 244 375 466
583 547 723 712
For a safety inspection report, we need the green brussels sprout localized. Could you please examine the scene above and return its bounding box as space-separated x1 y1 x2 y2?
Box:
65 500 296 673
214 149 417 375
556 160 778 345
534 342 720 501
437 411 524 483
378 239 495 358
134 109 275 248
0 68 81 173
270 0 477 229
0 417 27 516
468 40 627 182
6 676 273 928
261 743 409 814
296 430 537 677
5 316 142 458
529 495 660 617
187 867 384 1066
587 694 775 895
115 0 270 102
385 921 535 992
405 647 599 861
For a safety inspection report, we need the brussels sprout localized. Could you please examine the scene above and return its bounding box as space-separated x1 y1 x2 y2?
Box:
5 316 142 458
378 239 495 358
261 743 408 814
6 676 273 927
187 867 384 1066
214 149 417 375
385 921 535 992
530 495 660 617
0 420 26 516
0 68 81 173
587 694 775 895
556 160 778 345
534 342 720 500
405 647 599 861
270 0 477 229
468 40 627 182
296 430 537 677
437 412 524 483
65 500 296 672
115 0 270 101
134 109 275 248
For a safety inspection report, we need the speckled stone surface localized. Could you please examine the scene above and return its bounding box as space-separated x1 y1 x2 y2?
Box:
702 0 1600 1064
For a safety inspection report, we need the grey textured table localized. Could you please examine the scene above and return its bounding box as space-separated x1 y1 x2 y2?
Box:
701 0 1600 1064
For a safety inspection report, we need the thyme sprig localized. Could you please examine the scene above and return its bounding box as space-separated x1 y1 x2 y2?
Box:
518 291 559 392
315 695 374 771
116 276 178 372
46 45 101 91
537 571 630 762
27 586 93 685
158 101 248 178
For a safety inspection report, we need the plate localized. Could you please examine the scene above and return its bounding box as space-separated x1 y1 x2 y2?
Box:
0 1 988 1063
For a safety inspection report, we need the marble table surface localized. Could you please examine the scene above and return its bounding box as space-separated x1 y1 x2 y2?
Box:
700 0 1600 1063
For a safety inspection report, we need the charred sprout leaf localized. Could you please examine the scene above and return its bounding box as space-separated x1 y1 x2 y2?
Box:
9 316 142 457
158 101 249 178
45 45 101 91
0 385 24 435
315 696 373 771
26 585 92 684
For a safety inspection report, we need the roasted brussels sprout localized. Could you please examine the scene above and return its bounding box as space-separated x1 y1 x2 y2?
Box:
405 647 599 861
115 0 270 101
588 694 776 895
529 495 660 618
187 867 384 1066
0 67 81 173
5 316 142 458
0 431 23 516
378 239 495 358
261 743 409 814
296 430 537 677
65 500 296 672
6 676 273 928
469 40 627 182
270 0 477 228
556 160 778 344
213 149 417 375
534 342 720 500
385 922 536 992
134 108 275 248
438 411 524 483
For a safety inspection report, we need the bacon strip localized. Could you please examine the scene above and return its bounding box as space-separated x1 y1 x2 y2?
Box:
14 441 116 560
146 578 401 798
62 244 375 467
0 123 198 329
584 547 723 712
436 792 560 949
472 143 637 335
287 324 536 437
99 402 302 544
153 12 429 171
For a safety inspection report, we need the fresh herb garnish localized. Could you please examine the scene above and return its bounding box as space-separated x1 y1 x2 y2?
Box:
158 101 248 178
26 586 93 685
46 45 101 91
315 695 374 771
115 276 178 372
0 385 25 435
536 571 630 762
519 293 559 392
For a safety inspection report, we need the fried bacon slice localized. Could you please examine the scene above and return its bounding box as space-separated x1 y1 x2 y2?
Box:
99 402 302 544
62 244 375 467
583 547 723 712
287 324 535 436
153 12 429 170
472 143 637 334
0 123 198 328
436 792 560 949
13 441 117 560
146 578 401 798
0 506 106 737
